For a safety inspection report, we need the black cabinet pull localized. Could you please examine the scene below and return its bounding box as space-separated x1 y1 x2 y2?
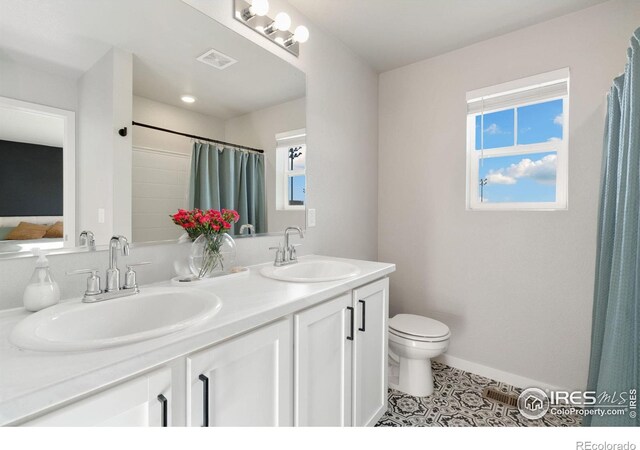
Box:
358 300 366 332
347 306 354 341
157 394 168 427
199 374 209 427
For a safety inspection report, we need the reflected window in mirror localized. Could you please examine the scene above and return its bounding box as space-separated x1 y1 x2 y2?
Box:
276 129 306 211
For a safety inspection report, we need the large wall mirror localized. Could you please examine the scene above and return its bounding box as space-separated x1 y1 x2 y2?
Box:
0 0 306 256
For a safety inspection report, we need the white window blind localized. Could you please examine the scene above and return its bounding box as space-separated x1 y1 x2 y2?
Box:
276 128 306 148
466 68 570 114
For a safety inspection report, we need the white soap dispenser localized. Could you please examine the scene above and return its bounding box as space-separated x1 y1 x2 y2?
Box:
23 248 60 312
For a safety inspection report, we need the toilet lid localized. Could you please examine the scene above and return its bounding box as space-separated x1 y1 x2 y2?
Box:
389 314 450 339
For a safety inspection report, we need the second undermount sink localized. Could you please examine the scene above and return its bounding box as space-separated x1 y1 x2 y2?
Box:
10 287 221 352
260 259 361 283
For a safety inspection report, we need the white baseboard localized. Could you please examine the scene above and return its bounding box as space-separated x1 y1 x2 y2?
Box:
435 354 566 393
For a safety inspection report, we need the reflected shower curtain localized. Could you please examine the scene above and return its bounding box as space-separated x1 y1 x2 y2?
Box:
585 28 639 427
189 143 266 235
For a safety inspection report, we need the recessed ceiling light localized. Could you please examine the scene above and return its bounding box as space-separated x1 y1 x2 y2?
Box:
181 95 196 104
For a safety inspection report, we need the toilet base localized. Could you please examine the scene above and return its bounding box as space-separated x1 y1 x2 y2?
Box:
389 356 434 397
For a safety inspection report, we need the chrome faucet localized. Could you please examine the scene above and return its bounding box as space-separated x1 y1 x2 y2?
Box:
67 235 150 303
239 224 255 236
79 230 96 250
270 226 304 266
107 235 130 292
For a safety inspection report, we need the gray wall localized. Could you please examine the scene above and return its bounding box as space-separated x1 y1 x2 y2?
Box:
378 0 640 391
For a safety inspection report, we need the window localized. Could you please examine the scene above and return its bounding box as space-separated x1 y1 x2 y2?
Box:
275 129 306 211
466 69 569 210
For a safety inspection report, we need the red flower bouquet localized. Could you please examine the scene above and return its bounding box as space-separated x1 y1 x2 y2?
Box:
171 208 240 278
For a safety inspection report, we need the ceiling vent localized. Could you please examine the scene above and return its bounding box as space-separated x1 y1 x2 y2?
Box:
196 48 238 70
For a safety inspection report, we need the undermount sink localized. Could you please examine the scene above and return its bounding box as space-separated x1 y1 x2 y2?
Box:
260 259 360 283
10 287 221 352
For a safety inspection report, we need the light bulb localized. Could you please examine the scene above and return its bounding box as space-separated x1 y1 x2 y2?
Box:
274 12 291 31
181 95 196 104
293 25 309 43
250 0 269 16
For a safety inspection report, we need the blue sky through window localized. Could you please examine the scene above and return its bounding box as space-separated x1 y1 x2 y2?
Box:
518 99 563 145
289 175 305 205
475 99 563 150
479 151 557 203
475 109 514 149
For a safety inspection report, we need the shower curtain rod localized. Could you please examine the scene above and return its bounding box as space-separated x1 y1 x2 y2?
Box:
131 121 264 154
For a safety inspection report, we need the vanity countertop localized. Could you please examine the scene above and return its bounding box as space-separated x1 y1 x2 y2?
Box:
0 255 394 425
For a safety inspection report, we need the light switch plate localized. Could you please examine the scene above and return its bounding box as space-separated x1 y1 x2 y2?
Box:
98 208 105 224
307 208 316 228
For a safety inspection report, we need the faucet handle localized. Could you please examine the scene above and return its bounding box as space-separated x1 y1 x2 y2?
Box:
123 262 151 290
126 261 151 268
269 245 284 264
66 268 101 296
289 243 302 260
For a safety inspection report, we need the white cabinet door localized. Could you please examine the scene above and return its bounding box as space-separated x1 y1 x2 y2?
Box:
23 368 172 427
353 278 388 427
294 293 353 426
187 319 292 427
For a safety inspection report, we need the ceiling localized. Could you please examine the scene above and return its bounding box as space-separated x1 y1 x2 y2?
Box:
288 0 610 73
0 0 305 119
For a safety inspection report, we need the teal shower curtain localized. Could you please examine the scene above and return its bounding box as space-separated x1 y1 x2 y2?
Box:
189 142 266 235
584 28 640 427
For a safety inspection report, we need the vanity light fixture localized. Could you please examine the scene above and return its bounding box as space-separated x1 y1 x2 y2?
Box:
234 0 309 57
243 0 269 19
264 12 291 34
181 95 196 104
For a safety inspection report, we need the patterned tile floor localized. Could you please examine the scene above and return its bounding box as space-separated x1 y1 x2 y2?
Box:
376 362 582 427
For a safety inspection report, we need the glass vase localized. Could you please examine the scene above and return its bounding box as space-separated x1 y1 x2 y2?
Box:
189 233 236 279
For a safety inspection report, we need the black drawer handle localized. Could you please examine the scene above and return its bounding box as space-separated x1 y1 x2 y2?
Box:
347 306 354 341
157 394 168 427
199 374 209 427
358 300 366 332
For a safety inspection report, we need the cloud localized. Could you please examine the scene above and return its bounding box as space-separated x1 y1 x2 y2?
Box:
486 172 517 185
485 154 557 185
554 114 563 126
484 123 501 135
547 137 562 143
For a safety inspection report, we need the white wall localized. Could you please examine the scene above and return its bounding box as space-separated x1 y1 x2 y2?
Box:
225 97 306 232
132 96 225 156
0 59 77 111
77 48 132 245
131 96 225 242
378 0 640 391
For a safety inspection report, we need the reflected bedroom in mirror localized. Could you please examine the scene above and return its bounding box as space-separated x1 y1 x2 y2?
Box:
0 0 306 256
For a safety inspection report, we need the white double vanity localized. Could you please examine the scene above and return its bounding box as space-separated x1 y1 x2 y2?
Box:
0 256 394 427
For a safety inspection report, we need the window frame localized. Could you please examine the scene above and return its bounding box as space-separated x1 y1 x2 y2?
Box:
275 129 306 212
466 78 570 211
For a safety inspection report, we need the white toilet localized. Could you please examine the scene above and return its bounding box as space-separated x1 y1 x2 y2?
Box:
388 314 450 397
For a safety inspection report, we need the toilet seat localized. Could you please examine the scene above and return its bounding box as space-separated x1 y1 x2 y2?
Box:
389 314 450 342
